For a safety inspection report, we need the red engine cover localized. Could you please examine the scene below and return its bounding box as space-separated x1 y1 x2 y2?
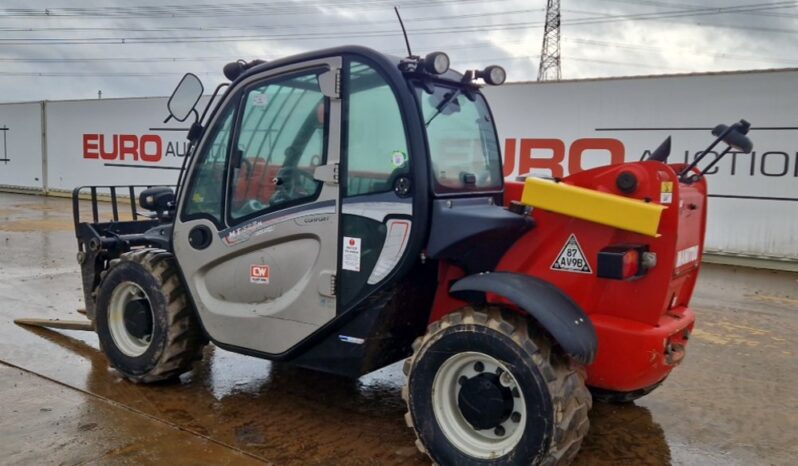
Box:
432 161 707 392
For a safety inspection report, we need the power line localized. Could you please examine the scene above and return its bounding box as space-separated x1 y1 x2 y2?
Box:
0 56 231 63
0 38 540 65
0 54 692 78
0 8 542 33
0 0 511 18
2 2 796 46
4 36 797 69
0 71 220 77
0 22 545 45
566 38 798 65
587 0 798 21
565 4 798 34
555 1 798 26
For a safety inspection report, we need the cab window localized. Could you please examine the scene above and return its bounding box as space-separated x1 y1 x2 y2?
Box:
183 103 236 223
345 61 410 197
229 70 328 222
416 83 502 194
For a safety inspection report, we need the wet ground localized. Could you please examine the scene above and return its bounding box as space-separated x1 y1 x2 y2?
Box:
0 192 796 465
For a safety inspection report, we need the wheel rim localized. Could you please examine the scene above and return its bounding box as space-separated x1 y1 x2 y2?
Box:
108 282 154 357
431 351 527 459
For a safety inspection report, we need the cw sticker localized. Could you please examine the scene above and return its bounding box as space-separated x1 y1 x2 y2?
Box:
250 264 270 284
660 181 674 205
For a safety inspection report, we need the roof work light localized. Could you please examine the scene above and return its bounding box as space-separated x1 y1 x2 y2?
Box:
423 52 450 75
478 65 507 85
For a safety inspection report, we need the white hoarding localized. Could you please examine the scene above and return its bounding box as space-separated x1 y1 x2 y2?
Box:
484 69 798 259
0 102 43 190
0 69 795 261
45 96 201 192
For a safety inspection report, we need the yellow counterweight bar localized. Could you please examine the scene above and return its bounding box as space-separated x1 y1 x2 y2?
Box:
520 177 666 237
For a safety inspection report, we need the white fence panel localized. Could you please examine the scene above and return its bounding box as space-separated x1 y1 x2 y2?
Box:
484 69 798 259
1 69 796 261
45 97 196 192
0 102 43 190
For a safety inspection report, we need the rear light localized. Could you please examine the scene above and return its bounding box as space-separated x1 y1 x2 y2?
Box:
597 245 651 280
621 249 640 277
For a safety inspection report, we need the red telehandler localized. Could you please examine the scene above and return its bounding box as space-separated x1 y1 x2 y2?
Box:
17 46 752 464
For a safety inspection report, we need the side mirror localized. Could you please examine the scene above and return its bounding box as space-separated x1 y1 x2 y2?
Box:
168 73 204 122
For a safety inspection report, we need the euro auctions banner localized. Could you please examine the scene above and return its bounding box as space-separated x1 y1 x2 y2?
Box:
483 69 798 259
44 96 208 191
2 68 796 260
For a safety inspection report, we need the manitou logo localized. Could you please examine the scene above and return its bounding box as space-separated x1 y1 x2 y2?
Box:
503 138 625 178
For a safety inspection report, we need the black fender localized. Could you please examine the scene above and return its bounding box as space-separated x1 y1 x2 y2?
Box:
450 272 597 365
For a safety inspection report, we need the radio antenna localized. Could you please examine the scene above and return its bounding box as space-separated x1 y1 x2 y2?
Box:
394 6 414 58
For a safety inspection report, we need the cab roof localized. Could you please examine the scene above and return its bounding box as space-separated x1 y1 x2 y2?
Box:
236 45 467 87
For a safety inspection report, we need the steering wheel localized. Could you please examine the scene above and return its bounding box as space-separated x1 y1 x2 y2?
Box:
270 167 317 205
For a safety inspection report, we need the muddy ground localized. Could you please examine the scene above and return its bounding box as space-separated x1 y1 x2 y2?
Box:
0 192 795 465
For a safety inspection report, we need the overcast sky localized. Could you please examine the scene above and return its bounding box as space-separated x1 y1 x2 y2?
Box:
1 0 797 103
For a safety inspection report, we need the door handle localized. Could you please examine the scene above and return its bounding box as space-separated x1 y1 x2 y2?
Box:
313 163 339 184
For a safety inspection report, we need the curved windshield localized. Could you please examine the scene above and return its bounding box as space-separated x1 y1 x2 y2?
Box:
415 83 502 194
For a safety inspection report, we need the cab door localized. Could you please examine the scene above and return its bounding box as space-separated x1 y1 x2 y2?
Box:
337 59 415 308
173 58 341 355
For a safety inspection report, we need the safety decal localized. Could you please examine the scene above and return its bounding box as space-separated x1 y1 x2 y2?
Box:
675 245 699 268
342 236 362 272
660 181 674 205
391 150 407 168
250 265 270 284
251 93 269 107
551 234 592 274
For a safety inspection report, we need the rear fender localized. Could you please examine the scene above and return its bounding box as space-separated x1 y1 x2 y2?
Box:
450 272 597 365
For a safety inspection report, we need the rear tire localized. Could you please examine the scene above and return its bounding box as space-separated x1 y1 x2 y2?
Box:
402 307 591 465
95 248 205 383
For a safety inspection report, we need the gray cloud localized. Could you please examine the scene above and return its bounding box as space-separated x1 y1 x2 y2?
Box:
1 0 797 102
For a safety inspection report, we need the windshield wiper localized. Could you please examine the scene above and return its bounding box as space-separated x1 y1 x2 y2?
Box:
425 88 461 127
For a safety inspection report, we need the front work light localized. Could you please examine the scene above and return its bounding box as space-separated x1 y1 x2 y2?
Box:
478 65 506 85
424 52 450 75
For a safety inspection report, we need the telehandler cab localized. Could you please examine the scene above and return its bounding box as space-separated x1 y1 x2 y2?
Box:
21 46 752 465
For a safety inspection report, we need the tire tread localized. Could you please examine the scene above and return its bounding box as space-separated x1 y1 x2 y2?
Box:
403 306 591 465
99 248 205 383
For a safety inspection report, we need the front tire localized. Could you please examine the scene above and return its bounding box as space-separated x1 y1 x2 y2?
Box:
95 249 205 383
403 307 591 465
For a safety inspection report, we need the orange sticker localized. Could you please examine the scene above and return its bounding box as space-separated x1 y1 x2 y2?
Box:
250 265 270 284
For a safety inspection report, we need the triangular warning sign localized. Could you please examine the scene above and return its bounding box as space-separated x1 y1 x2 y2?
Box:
551 234 592 274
